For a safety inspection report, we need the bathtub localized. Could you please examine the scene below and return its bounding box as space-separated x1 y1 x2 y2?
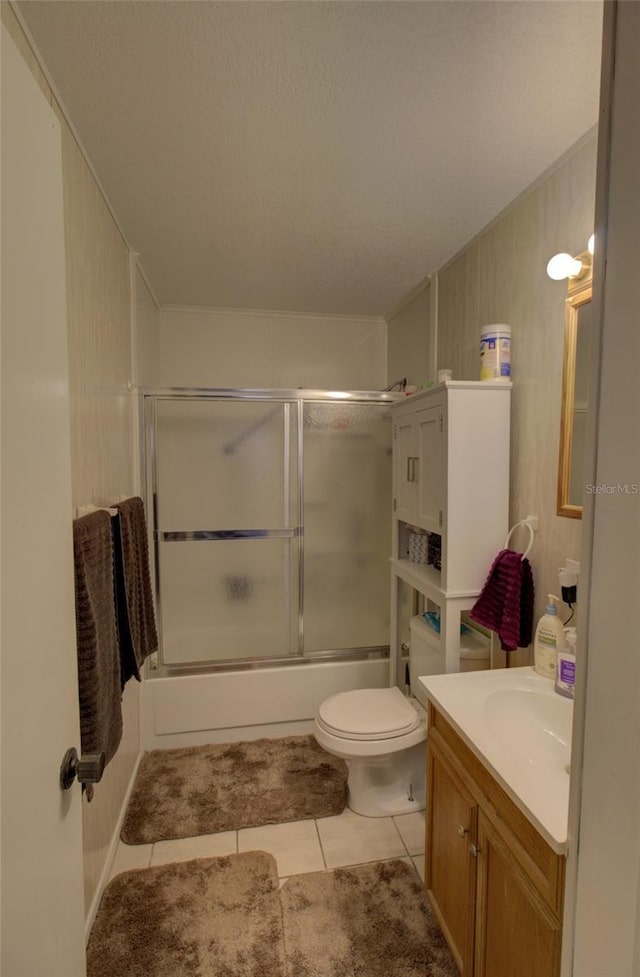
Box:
141 656 389 750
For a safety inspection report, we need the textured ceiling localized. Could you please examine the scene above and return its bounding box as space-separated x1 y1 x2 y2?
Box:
18 1 602 316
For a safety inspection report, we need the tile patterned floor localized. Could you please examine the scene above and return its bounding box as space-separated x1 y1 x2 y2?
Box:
110 808 426 884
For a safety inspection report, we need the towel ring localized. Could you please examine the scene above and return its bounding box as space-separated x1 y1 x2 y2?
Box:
504 520 535 561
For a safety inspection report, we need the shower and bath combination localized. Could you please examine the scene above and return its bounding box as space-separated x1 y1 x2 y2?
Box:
142 388 398 675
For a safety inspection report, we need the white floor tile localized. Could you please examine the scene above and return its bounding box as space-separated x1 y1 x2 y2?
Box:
393 811 426 855
238 819 324 877
316 809 407 869
412 854 425 882
150 830 237 867
109 842 152 879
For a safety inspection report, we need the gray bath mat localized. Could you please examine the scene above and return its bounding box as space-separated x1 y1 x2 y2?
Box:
87 852 285 977
121 734 348 844
88 855 457 977
281 859 459 977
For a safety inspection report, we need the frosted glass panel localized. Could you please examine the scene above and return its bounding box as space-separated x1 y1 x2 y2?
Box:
159 539 297 664
155 399 295 530
302 402 391 652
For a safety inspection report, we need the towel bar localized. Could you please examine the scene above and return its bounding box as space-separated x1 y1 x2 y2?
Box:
504 516 537 561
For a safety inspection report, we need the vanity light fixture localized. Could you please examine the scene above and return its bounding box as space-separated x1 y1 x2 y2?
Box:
546 234 594 281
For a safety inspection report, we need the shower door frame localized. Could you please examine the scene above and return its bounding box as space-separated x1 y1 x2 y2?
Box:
141 387 398 675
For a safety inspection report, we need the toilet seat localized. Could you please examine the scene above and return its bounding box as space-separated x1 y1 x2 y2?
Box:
317 687 422 741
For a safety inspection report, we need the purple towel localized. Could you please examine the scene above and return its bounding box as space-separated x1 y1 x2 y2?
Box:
470 549 534 652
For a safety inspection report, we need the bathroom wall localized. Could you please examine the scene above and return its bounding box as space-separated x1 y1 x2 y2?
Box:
437 136 597 639
386 280 434 388
389 136 597 660
134 266 160 388
155 306 387 390
2 4 140 920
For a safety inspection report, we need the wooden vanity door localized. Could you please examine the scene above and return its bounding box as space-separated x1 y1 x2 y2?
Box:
474 812 563 977
425 739 477 976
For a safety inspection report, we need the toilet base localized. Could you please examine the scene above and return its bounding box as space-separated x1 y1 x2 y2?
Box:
345 740 426 817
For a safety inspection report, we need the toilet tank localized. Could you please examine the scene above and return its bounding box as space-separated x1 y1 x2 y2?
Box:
408 615 445 705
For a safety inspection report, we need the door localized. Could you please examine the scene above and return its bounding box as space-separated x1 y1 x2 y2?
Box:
425 739 477 976
152 397 299 665
302 400 391 652
474 812 561 977
1 25 86 977
393 411 417 522
415 405 443 533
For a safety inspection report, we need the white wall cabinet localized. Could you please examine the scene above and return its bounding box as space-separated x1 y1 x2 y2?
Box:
394 403 444 533
390 381 511 679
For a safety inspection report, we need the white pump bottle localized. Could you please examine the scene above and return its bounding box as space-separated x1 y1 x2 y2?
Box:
533 595 565 679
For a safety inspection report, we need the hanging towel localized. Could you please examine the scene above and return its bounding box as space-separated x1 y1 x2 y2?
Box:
113 496 158 687
470 549 534 652
73 510 123 769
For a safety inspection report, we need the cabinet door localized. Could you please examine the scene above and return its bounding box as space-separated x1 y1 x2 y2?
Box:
474 812 562 977
393 412 417 522
425 741 477 976
415 405 443 533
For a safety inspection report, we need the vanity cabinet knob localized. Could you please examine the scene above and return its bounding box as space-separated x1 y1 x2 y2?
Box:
457 825 469 838
469 843 482 858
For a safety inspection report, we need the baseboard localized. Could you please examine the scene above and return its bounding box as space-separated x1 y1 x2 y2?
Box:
84 750 143 944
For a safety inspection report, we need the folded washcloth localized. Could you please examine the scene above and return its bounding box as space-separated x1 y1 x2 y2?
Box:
73 510 123 768
113 497 158 687
470 549 534 652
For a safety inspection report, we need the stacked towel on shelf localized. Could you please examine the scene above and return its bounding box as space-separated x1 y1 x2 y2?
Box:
73 510 123 771
470 549 534 652
113 497 158 688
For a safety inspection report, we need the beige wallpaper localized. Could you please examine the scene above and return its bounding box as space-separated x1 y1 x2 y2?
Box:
387 281 433 389
437 137 597 661
157 306 387 390
3 4 140 917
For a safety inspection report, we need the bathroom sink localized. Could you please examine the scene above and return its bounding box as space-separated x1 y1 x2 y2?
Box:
417 666 574 851
484 687 571 769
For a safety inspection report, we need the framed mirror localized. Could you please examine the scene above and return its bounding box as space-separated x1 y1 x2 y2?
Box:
557 252 593 518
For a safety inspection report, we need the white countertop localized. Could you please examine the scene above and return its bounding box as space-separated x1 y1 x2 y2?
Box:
419 666 572 854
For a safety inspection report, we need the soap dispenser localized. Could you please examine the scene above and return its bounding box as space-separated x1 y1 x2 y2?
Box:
534 595 565 679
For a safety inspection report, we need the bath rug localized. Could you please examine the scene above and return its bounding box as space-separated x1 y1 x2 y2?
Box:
87 851 285 977
121 734 347 844
280 859 459 977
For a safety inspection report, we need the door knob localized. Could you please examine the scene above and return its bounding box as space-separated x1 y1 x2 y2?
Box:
59 747 105 790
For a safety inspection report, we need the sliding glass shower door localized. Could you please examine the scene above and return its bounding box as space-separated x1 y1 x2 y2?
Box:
301 401 391 653
153 397 299 665
145 390 394 670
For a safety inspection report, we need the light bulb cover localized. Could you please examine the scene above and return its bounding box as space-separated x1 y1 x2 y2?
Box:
588 233 595 255
546 252 584 281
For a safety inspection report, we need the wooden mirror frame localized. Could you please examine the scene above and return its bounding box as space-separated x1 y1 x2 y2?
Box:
557 251 592 519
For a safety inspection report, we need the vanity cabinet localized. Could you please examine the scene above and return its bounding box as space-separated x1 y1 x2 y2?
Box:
390 382 510 678
426 704 566 977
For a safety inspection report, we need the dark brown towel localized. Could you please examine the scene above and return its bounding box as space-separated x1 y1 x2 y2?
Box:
113 497 158 686
470 549 534 652
73 510 123 767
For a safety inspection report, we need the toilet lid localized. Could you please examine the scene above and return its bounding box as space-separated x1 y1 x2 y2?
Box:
317 687 422 741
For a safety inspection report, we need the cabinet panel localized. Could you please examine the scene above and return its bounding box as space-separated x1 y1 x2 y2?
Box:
426 740 477 976
415 405 443 533
393 412 417 522
474 812 562 977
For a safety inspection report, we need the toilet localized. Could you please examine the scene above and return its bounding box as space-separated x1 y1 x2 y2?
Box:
314 614 490 817
313 616 439 817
